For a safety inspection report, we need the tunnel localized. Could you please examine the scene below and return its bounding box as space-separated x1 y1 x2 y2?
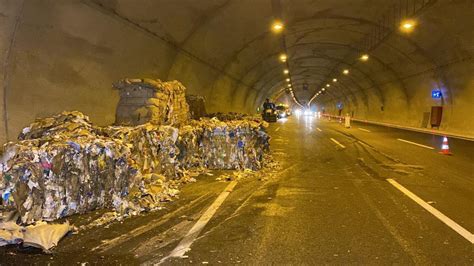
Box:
0 0 473 264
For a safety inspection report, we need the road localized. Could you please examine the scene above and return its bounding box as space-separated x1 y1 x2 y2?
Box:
1 116 473 264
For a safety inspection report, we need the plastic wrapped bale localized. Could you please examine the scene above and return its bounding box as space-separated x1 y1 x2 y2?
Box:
0 137 138 224
102 124 182 179
114 78 189 126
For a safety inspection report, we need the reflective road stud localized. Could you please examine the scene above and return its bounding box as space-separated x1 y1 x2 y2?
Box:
439 136 452 155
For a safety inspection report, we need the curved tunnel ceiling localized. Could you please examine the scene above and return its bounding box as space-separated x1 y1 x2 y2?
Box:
0 0 472 141
93 0 439 104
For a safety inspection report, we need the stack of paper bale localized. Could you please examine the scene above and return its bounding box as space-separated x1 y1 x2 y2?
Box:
114 78 189 126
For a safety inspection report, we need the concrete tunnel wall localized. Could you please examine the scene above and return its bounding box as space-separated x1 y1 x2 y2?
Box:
0 0 473 144
315 1 474 134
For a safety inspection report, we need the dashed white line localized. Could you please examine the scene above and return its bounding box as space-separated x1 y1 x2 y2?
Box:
397 138 434 150
159 181 238 264
358 128 371 132
316 128 322 132
387 178 474 244
330 138 346 149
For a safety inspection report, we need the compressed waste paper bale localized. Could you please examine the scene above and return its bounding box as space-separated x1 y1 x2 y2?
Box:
0 112 191 224
101 124 181 179
18 111 97 140
114 78 189 126
0 136 137 224
176 124 204 169
187 117 270 170
1 112 139 223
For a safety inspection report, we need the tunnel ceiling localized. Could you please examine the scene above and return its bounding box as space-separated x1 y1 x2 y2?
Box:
90 0 472 110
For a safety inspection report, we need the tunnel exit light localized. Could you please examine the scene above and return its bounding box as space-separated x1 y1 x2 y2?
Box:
432 90 442 99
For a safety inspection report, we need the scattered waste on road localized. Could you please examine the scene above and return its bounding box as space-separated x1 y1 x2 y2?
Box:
0 219 71 252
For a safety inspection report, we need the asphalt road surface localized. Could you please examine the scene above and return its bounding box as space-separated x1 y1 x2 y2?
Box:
1 116 473 265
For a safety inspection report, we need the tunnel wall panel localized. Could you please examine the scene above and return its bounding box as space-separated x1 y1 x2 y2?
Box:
0 0 180 142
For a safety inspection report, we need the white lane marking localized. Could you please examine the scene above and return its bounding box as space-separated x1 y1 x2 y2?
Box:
316 128 322 132
397 138 434 150
159 181 238 263
92 194 210 252
330 138 346 149
358 127 371 132
387 178 474 244
275 127 280 132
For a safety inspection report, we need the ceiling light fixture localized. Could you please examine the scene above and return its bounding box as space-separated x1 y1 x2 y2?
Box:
326 84 330 87
400 19 416 33
360 54 369 61
333 78 337 82
343 69 349 75
284 69 289 74
271 21 284 33
279 54 287 62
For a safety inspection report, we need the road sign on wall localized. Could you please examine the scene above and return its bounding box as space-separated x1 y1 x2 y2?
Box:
432 90 442 99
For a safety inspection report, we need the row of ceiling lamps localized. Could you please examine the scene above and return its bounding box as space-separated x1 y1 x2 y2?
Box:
271 20 302 106
312 19 417 102
313 68 350 99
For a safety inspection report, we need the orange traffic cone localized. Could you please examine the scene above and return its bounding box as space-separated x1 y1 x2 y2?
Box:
439 136 452 155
